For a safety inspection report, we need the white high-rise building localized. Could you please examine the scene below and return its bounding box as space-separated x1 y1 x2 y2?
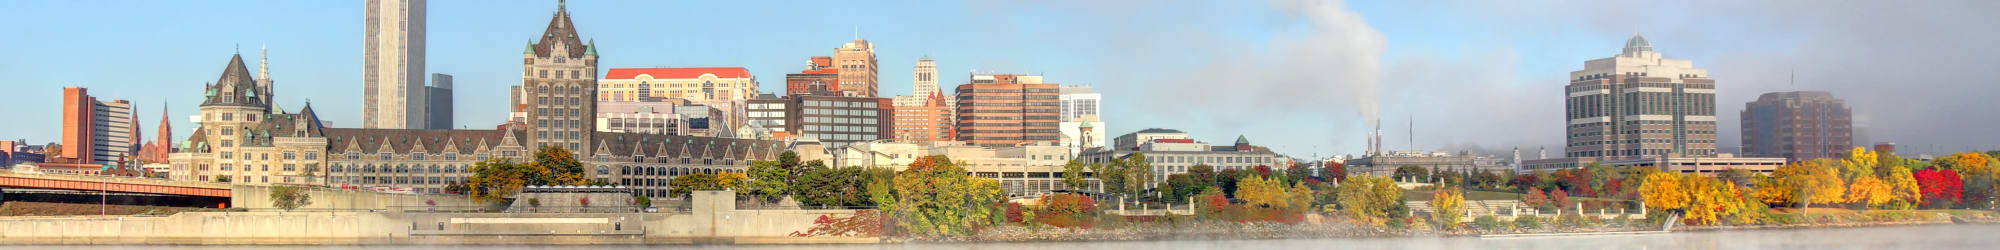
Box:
363 0 427 129
1059 85 1104 156
895 57 940 107
1564 34 1718 159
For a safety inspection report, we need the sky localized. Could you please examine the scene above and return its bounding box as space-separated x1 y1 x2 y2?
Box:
3 0 1997 158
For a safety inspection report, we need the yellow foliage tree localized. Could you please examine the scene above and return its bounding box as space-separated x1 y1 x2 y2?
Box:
1640 172 1688 211
1939 153 1995 176
1287 182 1315 212
1430 187 1466 229
1235 175 1288 209
1839 147 1878 181
716 172 750 191
1775 160 1846 214
1682 176 1742 225
1846 176 1894 209
1752 176 1790 205
1884 165 1923 209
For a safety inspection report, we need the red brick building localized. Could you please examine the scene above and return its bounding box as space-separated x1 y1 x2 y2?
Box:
785 56 840 96
954 74 1060 147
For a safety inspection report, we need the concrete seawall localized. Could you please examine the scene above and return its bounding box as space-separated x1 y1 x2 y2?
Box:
0 191 875 245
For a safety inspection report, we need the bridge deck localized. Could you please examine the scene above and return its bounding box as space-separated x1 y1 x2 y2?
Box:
0 171 231 198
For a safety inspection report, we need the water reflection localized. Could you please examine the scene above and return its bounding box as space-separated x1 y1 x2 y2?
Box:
10 224 1994 250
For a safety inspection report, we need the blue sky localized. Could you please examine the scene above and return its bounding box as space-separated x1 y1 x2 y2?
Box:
5 0 1997 157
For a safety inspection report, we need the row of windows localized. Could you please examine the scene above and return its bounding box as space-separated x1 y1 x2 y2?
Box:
804 100 877 108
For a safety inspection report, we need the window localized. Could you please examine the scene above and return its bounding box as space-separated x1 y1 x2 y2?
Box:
283 164 296 171
379 153 393 161
412 153 427 161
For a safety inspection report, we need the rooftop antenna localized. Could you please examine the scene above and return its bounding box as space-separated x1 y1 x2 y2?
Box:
853 25 859 40
1409 115 1415 153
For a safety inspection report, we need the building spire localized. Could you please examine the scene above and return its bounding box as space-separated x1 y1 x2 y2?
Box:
259 44 269 81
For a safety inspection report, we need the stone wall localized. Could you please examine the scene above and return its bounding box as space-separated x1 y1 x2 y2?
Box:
0 190 870 244
230 185 482 211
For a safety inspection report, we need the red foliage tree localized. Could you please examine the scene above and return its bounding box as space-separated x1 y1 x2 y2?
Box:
1561 170 1595 197
1202 193 1231 214
1523 187 1550 208
1322 162 1348 182
1512 174 1540 190
1253 165 1274 178
1915 168 1965 208
1550 189 1571 208
1004 202 1025 223
1037 194 1099 228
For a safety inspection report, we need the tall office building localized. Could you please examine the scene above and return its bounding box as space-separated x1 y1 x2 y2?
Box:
521 0 599 152
955 74 1060 147
1742 91 1853 162
363 0 427 129
1563 34 1718 159
59 87 138 164
747 95 890 148
894 57 940 107
425 73 453 129
1059 85 1105 156
833 39 877 97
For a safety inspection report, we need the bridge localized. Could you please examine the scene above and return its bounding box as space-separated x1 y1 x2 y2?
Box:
0 171 231 198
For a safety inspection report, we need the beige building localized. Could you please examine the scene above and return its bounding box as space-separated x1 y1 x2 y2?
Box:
1565 34 1719 159
833 39 878 97
363 0 427 129
808 141 1096 197
892 57 941 107
521 1 599 151
599 67 756 133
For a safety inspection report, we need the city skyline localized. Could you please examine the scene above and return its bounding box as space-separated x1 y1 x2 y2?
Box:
5 0 1999 158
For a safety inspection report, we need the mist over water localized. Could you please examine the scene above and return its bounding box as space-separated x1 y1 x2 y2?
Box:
12 224 1996 250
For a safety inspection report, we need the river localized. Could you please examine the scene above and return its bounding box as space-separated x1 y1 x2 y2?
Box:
9 224 1995 250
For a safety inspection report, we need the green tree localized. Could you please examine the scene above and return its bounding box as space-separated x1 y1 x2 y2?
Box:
669 173 719 198
1062 160 1090 191
1122 153 1156 199
269 185 313 211
746 160 790 202
465 146 591 203
1091 160 1125 195
884 156 1003 236
1393 166 1429 182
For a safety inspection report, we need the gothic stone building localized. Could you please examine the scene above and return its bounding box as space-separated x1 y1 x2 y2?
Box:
171 2 778 199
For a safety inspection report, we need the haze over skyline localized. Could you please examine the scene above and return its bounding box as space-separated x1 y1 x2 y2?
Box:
4 0 1996 158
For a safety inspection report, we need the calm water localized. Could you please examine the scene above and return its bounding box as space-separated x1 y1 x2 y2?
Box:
10 224 1996 250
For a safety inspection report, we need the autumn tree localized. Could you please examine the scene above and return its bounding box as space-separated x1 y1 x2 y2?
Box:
1338 175 1401 225
1321 162 1348 183
1121 153 1156 199
1522 187 1550 209
465 146 591 203
1550 189 1571 209
1938 152 1995 176
1431 187 1467 229
1839 147 1879 181
1846 176 1894 209
1236 175 1288 209
669 173 718 197
1883 165 1923 209
1682 176 1745 225
1774 160 1847 215
884 156 1004 236
1640 172 1688 212
269 185 313 211
1914 168 1964 208
1287 182 1315 212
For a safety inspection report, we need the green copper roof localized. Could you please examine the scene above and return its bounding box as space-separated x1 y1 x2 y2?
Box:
1235 135 1249 144
524 42 536 54
585 43 597 56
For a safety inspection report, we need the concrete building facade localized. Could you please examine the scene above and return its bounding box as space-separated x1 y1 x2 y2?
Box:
1058 85 1105 156
745 95 890 149
1741 91 1853 162
954 74 1060 147
891 92 955 144
596 101 687 136
812 141 1098 197
59 87 139 165
363 0 427 129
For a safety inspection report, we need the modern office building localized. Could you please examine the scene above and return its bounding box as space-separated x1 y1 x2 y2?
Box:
745 95 890 148
1562 34 1719 159
784 57 841 97
1525 34 1782 175
833 39 878 97
363 0 427 129
59 87 139 164
1081 129 1285 186
1741 91 1853 162
425 73 453 129
954 74 1060 147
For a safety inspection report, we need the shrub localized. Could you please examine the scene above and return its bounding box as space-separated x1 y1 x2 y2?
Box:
1474 215 1502 231
1513 214 1543 229
1558 213 1591 229
1037 194 1099 228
